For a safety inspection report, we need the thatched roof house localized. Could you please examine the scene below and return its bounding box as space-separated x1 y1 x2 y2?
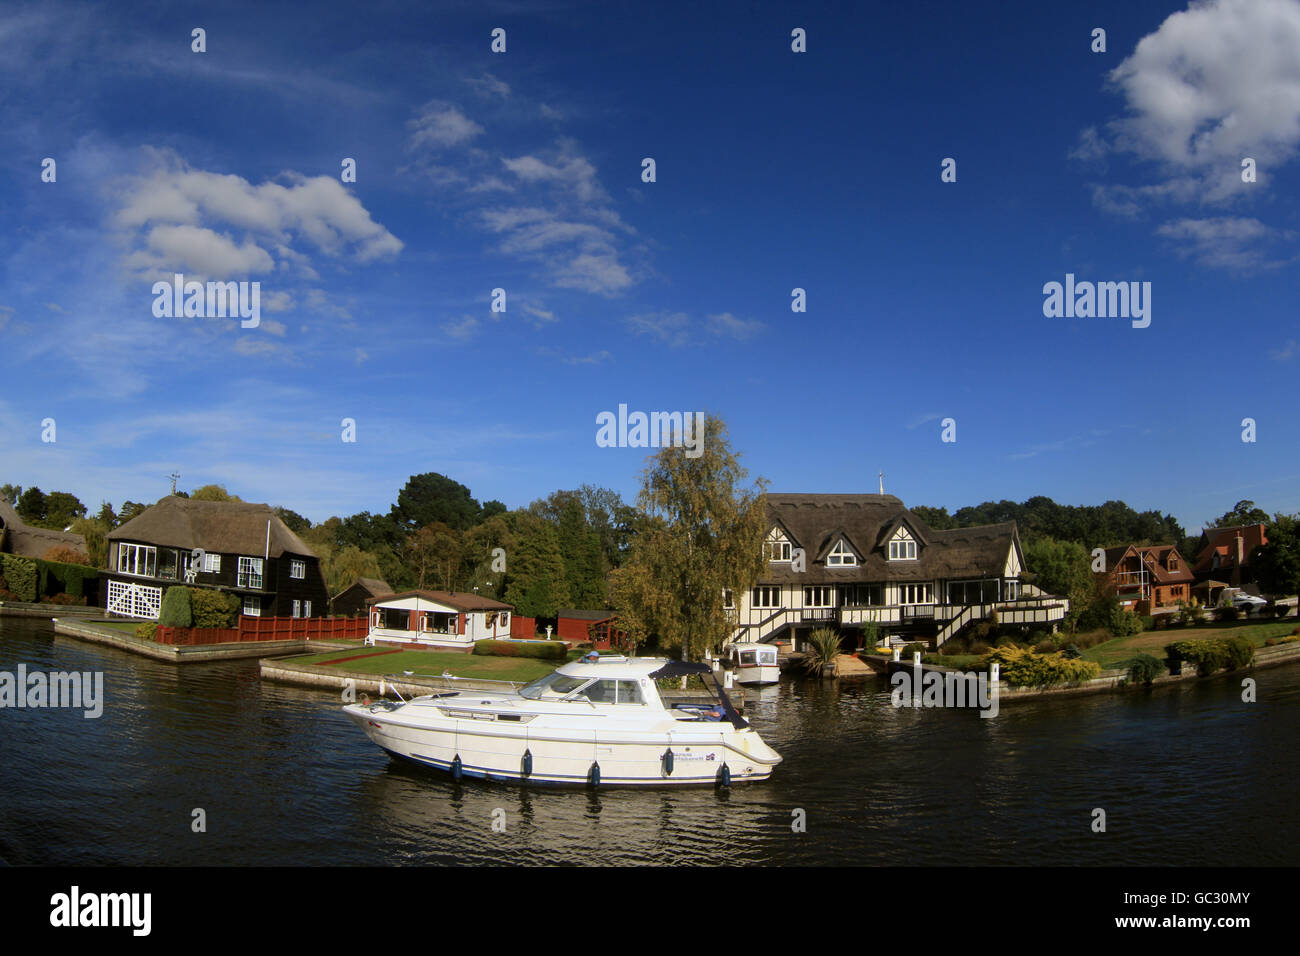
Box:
0 499 87 559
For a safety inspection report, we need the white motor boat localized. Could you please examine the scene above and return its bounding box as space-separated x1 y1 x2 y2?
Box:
343 656 782 787
726 642 781 686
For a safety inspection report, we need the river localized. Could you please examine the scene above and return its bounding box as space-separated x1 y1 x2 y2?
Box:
2 616 1296 866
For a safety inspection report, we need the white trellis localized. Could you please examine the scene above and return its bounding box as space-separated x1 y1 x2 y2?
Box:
106 580 162 619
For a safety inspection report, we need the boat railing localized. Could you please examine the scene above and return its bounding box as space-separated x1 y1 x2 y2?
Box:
378 671 526 703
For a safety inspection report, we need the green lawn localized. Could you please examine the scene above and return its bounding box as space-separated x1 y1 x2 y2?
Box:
1082 618 1299 670
98 620 144 634
280 648 559 683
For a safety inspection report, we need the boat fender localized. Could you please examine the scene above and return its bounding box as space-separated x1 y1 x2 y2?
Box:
451 754 463 781
522 748 533 778
588 761 600 788
662 748 674 776
717 763 731 788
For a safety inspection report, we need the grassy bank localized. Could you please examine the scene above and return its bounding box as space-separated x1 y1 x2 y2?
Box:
1081 619 1298 670
281 647 568 683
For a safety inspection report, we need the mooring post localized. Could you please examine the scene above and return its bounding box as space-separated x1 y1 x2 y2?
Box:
892 648 901 662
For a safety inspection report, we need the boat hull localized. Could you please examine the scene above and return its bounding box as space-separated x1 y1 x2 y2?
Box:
345 702 780 787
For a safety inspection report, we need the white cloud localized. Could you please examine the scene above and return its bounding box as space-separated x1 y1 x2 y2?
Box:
113 151 403 281
466 73 510 98
626 311 691 347
408 100 484 149
442 315 480 341
1155 216 1292 270
706 312 764 341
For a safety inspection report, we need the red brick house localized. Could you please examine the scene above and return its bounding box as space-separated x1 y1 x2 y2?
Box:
1099 544 1194 612
1193 524 1268 589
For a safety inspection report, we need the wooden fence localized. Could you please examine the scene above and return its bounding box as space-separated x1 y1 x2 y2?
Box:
155 615 369 646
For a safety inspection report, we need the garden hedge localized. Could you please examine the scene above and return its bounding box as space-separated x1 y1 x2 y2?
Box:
473 639 568 661
0 554 38 602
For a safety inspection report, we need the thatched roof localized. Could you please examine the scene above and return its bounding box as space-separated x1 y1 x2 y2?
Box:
108 495 316 558
332 577 391 601
0 500 88 559
760 493 1019 584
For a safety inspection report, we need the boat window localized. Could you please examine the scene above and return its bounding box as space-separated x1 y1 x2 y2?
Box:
616 680 644 705
518 672 591 700
739 651 756 665
582 679 618 703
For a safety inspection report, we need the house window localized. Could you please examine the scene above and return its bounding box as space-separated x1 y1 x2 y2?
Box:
803 586 834 607
500 611 509 628
888 527 917 561
826 540 857 567
292 600 302 618
243 596 261 617
1005 580 1020 601
158 549 179 581
204 552 221 573
290 559 305 579
838 583 883 606
763 528 793 562
237 556 264 589
722 589 735 609
116 543 157 577
898 583 933 605
752 586 782 609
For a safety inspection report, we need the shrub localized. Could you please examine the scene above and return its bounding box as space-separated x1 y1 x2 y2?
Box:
801 627 843 676
1165 637 1255 676
190 588 241 628
42 546 90 565
983 645 1101 688
35 558 99 602
901 641 927 657
1060 643 1082 659
1139 615 1155 631
970 641 992 656
1034 640 1058 654
135 622 158 641
473 639 567 661
1107 604 1143 637
46 593 86 606
0 554 38 602
1123 653 1164 686
157 586 193 628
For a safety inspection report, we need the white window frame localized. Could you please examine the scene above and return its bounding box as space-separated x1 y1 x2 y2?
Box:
292 599 302 618
116 542 158 578
763 528 793 563
303 599 311 617
237 556 264 590
826 539 857 567
752 585 782 609
290 559 305 579
243 595 261 617
803 586 834 607
898 583 933 605
204 552 221 573
888 527 918 561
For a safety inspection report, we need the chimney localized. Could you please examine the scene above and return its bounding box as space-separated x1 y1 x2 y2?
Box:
1236 533 1245 566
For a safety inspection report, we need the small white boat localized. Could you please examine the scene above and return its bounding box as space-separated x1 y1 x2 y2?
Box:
343 656 782 787
726 642 781 686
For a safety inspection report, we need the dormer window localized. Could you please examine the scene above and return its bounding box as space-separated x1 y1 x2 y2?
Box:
827 539 857 567
763 528 793 562
888 526 917 561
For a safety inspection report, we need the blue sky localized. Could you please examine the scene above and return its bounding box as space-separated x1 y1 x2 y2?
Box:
2 0 1298 533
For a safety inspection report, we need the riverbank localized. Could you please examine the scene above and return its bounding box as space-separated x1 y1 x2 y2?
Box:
51 617 354 662
0 599 102 619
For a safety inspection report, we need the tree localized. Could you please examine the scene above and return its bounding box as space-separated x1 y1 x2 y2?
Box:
1253 514 1300 597
503 511 570 618
322 545 383 598
391 473 480 532
43 491 86 530
402 522 462 591
69 517 109 569
1212 500 1269 528
0 484 20 506
118 501 148 524
16 487 47 524
190 485 241 502
461 515 513 599
911 505 956 530
481 500 507 521
1022 536 1093 631
274 506 311 534
95 501 118 529
609 416 767 661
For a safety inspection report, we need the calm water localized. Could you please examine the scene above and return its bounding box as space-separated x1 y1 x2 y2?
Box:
2 615 1297 866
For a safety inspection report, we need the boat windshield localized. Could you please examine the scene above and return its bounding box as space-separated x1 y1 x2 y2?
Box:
518 672 591 700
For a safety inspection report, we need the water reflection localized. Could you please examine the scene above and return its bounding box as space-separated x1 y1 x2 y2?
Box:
3 615 1299 865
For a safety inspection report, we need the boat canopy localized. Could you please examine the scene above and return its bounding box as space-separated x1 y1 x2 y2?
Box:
647 660 714 679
